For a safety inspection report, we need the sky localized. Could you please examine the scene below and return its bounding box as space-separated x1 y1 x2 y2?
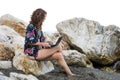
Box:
0 0 120 32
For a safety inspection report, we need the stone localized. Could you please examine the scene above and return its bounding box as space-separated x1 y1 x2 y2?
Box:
10 72 38 80
0 25 24 61
0 25 24 46
0 61 12 69
63 50 93 68
0 14 27 37
113 61 120 71
0 25 54 76
0 75 10 80
0 43 14 60
56 18 120 65
0 71 4 75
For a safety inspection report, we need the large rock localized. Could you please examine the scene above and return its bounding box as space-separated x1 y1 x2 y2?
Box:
10 72 38 80
0 25 54 76
0 14 27 37
0 61 12 69
0 43 14 60
0 25 24 60
0 75 10 80
56 18 120 65
0 72 39 80
0 25 24 46
38 65 120 80
63 50 93 68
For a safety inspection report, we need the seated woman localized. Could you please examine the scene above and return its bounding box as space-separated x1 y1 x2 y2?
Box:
24 8 75 76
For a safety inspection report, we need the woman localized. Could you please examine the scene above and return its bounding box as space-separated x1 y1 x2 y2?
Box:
24 8 75 76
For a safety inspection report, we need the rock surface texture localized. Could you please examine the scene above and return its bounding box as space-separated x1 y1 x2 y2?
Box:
56 18 120 65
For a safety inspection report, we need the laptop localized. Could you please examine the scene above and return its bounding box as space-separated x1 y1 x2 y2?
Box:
49 36 63 47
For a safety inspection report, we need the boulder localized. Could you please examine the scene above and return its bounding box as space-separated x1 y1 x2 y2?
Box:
0 25 24 46
0 61 12 69
63 50 93 68
10 72 38 80
0 25 24 60
56 18 120 65
0 14 27 37
0 75 10 80
0 43 14 60
113 61 120 71
0 25 54 76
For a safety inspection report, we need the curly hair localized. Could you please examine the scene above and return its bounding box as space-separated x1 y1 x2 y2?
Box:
30 8 47 29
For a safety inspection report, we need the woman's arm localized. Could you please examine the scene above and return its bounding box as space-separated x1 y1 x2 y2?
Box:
36 41 50 48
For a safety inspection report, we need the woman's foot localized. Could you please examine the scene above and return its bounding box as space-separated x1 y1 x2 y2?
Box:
67 73 75 77
67 73 80 77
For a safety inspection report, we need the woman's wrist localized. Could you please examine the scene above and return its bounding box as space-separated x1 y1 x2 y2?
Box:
36 42 43 46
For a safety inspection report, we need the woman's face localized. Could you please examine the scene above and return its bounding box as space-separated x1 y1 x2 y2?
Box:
37 14 47 30
43 14 47 21
39 14 46 23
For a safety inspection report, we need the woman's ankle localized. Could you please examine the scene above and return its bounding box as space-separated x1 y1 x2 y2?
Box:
67 73 75 77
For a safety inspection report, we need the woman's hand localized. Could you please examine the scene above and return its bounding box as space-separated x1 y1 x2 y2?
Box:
36 41 51 48
42 42 51 48
46 41 52 44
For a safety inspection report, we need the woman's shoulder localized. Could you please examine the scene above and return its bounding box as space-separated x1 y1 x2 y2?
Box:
27 24 36 30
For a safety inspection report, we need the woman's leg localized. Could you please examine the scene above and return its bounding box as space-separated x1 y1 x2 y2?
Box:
27 45 61 60
36 45 62 60
35 45 75 76
45 51 75 76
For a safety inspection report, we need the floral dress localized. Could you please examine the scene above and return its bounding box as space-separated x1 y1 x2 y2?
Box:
24 24 45 57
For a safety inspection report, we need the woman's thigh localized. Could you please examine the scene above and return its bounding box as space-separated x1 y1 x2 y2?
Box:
44 52 63 61
36 46 61 60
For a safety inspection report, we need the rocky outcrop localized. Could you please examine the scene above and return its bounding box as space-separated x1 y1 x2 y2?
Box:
0 14 27 37
113 61 120 71
0 25 24 46
0 43 14 60
0 72 38 80
63 50 93 68
0 25 54 76
38 65 120 80
1 14 120 80
56 18 120 65
0 25 23 60
0 61 12 69
10 72 39 80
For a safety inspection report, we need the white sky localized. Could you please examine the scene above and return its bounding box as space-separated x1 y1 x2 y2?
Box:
0 0 120 32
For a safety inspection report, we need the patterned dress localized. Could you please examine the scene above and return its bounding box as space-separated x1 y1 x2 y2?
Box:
24 24 45 57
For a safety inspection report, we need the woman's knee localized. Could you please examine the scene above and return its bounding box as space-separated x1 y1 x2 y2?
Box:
55 45 62 52
56 52 64 60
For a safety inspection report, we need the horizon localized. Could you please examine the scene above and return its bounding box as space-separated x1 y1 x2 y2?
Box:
0 0 120 32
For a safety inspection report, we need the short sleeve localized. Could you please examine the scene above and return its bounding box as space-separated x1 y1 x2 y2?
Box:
25 24 37 44
40 31 46 42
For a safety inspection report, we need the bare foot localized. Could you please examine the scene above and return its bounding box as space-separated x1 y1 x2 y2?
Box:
67 73 76 77
67 74 80 77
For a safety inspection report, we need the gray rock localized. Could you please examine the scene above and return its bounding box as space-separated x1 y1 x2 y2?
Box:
38 65 120 80
0 61 12 69
56 18 120 65
10 72 38 80
113 61 120 71
0 43 14 60
0 75 10 80
63 50 93 68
